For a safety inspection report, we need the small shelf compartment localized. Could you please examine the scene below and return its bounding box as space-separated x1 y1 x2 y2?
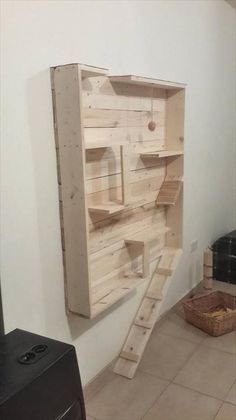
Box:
125 225 170 277
87 144 130 214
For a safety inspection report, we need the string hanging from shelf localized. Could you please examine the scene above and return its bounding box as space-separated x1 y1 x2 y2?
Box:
148 86 156 132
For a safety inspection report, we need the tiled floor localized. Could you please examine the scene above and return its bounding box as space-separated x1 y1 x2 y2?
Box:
85 281 236 420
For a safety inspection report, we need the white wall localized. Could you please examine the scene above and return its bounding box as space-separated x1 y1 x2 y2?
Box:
1 0 236 385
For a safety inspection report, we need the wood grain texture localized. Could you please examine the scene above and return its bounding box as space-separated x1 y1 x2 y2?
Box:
51 64 185 319
51 64 91 317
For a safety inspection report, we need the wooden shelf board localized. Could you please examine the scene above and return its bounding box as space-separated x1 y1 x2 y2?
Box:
88 203 125 215
91 273 145 318
109 75 186 90
85 142 126 150
79 63 108 78
124 225 170 245
140 150 183 159
156 201 176 206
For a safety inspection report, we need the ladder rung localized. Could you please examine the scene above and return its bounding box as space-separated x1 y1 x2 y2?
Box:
146 292 163 300
156 267 173 276
120 350 139 363
134 320 153 329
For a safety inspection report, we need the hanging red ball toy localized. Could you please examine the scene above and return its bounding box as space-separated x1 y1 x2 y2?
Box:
148 120 156 131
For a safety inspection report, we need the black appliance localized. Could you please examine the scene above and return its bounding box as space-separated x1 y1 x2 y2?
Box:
212 230 236 284
0 329 87 420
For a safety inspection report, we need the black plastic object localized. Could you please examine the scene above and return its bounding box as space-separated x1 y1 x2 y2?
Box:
0 284 4 336
212 230 236 284
0 329 87 420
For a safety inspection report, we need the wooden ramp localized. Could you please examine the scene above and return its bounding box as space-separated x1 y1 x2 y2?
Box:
156 176 183 206
113 247 182 379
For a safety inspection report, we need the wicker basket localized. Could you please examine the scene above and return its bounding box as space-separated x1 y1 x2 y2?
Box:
183 291 236 336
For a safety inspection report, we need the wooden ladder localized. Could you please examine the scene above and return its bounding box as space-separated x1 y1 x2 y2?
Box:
113 247 182 379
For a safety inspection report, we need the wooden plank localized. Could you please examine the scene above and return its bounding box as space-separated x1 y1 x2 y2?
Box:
120 351 139 363
140 150 183 159
90 240 165 283
135 297 159 329
88 203 124 215
120 145 130 205
114 247 182 378
86 166 165 195
91 274 145 318
52 64 184 321
84 126 165 148
124 226 170 245
85 146 165 181
134 320 153 329
156 267 173 276
82 75 167 98
204 248 213 266
166 89 185 151
51 64 91 317
84 109 164 128
87 174 165 205
85 142 125 149
203 265 213 277
89 205 165 254
142 243 150 278
109 75 186 90
146 274 167 300
156 180 183 206
79 63 108 77
82 91 166 112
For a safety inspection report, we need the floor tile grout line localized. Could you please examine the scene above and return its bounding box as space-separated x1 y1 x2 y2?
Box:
85 370 117 403
170 339 236 394
170 338 204 383
139 378 171 420
138 339 211 419
200 341 236 356
154 328 207 345
155 327 236 355
212 399 225 420
224 379 236 406
213 401 236 420
170 381 226 404
138 330 207 388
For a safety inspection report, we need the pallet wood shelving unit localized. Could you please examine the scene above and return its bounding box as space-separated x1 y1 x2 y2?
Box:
51 63 185 323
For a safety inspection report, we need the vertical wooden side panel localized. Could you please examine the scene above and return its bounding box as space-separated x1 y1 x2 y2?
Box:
120 144 131 205
51 64 91 317
165 88 185 248
166 89 185 151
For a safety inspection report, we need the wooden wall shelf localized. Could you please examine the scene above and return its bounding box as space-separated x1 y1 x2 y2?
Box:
88 203 125 215
140 150 184 159
109 75 186 90
51 63 185 319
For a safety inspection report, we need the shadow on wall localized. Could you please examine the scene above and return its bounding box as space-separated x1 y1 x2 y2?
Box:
26 68 140 340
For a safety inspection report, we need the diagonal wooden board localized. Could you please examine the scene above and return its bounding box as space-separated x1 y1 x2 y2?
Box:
156 177 183 206
113 247 182 379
